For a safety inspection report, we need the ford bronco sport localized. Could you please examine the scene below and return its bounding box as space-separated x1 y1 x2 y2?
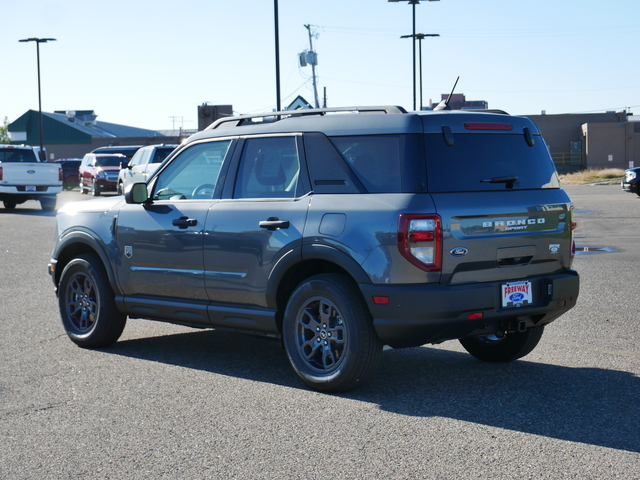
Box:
49 106 579 392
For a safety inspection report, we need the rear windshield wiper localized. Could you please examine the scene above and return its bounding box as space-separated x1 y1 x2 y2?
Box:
480 175 518 188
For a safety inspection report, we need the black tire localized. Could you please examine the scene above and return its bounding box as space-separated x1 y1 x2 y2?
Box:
282 273 382 392
91 179 101 196
3 200 17 210
40 196 56 212
117 182 124 196
57 253 126 348
459 325 545 362
80 181 87 194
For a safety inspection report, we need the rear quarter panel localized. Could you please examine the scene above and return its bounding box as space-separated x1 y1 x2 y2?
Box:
304 193 440 284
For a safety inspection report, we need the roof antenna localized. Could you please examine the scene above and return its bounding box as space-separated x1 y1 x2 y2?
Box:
434 76 460 111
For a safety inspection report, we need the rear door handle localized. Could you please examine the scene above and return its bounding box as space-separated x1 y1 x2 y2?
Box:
259 217 290 230
172 216 198 228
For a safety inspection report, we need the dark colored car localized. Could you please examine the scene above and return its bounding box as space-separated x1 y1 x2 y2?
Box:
79 153 127 196
54 159 82 190
621 166 640 195
50 106 579 392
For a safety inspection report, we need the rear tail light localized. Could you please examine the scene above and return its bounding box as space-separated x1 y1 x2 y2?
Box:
0 166 3 181
58 167 64 182
398 214 442 272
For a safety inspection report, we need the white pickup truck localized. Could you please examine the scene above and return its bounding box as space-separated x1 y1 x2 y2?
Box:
0 145 63 211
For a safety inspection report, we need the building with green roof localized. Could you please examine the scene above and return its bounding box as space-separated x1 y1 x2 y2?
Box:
8 110 182 161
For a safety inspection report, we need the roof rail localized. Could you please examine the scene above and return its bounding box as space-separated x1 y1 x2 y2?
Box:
207 105 407 130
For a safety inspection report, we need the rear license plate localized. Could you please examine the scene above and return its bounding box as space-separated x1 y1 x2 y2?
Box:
26 185 36 192
501 280 532 308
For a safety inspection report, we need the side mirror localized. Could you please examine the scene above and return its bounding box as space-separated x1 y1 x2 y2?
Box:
124 183 149 204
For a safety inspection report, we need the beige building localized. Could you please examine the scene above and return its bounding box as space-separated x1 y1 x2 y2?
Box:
527 111 639 173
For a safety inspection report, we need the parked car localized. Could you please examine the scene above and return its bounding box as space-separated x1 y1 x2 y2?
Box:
117 144 178 195
54 159 82 190
0 144 62 211
50 106 579 392
621 166 640 195
79 153 128 196
91 145 142 160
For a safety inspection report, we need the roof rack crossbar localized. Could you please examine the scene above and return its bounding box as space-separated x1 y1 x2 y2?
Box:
207 105 407 130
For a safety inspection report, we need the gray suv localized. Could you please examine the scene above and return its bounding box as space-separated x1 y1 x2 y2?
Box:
49 106 579 392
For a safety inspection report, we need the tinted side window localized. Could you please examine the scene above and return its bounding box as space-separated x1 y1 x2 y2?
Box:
329 135 403 193
303 133 363 194
234 137 300 199
151 148 175 164
153 140 231 201
425 133 560 193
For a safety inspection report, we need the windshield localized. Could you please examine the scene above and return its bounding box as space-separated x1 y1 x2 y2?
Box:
95 156 126 167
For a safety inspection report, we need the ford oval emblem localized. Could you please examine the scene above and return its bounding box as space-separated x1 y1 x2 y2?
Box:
450 247 468 257
27 170 36 174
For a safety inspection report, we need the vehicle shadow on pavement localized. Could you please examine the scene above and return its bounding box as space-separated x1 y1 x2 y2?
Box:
109 329 639 454
0 207 56 217
361 346 640 454
110 329 297 387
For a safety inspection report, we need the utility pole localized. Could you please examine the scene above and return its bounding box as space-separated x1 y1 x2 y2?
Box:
304 24 320 108
169 116 180 130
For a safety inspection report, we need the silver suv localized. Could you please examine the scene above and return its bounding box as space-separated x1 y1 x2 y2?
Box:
49 106 579 392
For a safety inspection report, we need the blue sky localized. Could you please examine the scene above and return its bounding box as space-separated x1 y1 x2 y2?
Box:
2 0 639 130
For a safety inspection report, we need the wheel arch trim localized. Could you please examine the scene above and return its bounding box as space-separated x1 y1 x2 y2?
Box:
52 230 121 295
265 244 372 310
300 244 371 284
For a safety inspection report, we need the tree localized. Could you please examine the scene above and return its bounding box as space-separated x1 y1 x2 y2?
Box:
0 117 10 144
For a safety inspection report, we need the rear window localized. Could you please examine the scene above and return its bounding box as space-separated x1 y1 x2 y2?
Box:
425 133 560 192
0 148 37 163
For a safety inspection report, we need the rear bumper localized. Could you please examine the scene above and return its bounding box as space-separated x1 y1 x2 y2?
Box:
0 185 62 194
360 270 579 348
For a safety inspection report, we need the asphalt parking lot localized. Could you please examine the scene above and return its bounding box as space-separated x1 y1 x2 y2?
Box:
0 184 638 479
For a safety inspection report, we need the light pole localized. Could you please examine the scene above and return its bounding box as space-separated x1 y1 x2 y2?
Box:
401 33 439 110
274 0 282 113
19 37 56 161
389 0 439 111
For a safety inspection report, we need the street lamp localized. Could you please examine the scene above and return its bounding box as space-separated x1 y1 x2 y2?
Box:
274 0 282 113
401 33 439 110
389 0 439 110
19 37 56 161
